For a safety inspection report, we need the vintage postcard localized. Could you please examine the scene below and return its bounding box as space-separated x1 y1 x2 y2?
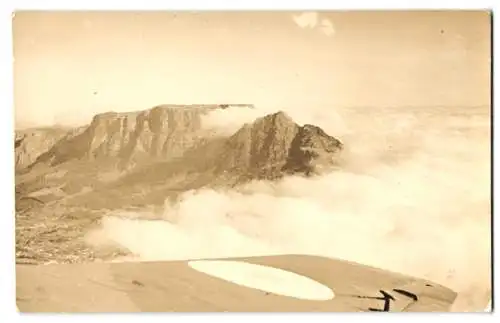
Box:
13 10 492 313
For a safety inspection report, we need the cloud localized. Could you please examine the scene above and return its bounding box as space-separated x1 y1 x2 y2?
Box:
87 105 491 311
200 106 264 136
292 12 335 37
319 18 335 37
292 12 318 29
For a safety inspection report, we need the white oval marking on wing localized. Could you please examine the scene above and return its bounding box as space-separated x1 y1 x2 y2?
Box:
188 260 334 301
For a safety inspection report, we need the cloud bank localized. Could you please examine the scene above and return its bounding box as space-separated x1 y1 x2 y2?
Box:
86 104 491 312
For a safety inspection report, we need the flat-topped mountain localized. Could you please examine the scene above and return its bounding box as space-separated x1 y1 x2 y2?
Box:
15 105 344 192
14 104 343 264
15 104 255 171
16 105 341 178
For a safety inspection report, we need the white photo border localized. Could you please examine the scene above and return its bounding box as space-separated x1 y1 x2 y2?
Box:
1 0 496 322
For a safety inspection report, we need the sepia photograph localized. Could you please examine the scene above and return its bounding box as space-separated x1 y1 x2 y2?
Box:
12 9 492 313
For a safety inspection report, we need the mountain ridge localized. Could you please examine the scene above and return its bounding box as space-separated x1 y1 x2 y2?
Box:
14 104 344 264
15 105 344 211
15 106 345 209
16 105 342 176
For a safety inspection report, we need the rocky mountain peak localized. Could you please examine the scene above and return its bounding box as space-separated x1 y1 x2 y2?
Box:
16 105 343 190
216 111 343 179
15 104 345 228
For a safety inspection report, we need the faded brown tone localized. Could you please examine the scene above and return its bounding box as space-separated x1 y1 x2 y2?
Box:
17 255 457 312
15 105 345 265
14 10 491 313
13 11 490 128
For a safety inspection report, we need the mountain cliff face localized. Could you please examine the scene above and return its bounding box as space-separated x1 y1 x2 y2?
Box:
19 105 342 179
15 128 72 169
215 111 343 180
15 105 343 201
15 104 343 264
29 105 240 169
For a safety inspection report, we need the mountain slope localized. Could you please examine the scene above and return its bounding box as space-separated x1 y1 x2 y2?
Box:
215 111 343 180
31 106 212 169
110 110 344 190
15 104 343 264
15 127 72 169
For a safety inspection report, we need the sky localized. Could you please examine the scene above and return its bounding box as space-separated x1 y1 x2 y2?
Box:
13 10 491 127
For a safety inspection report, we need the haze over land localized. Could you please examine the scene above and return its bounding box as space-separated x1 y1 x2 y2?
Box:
14 11 491 312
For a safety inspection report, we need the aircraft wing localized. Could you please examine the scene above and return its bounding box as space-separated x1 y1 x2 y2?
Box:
16 254 457 312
